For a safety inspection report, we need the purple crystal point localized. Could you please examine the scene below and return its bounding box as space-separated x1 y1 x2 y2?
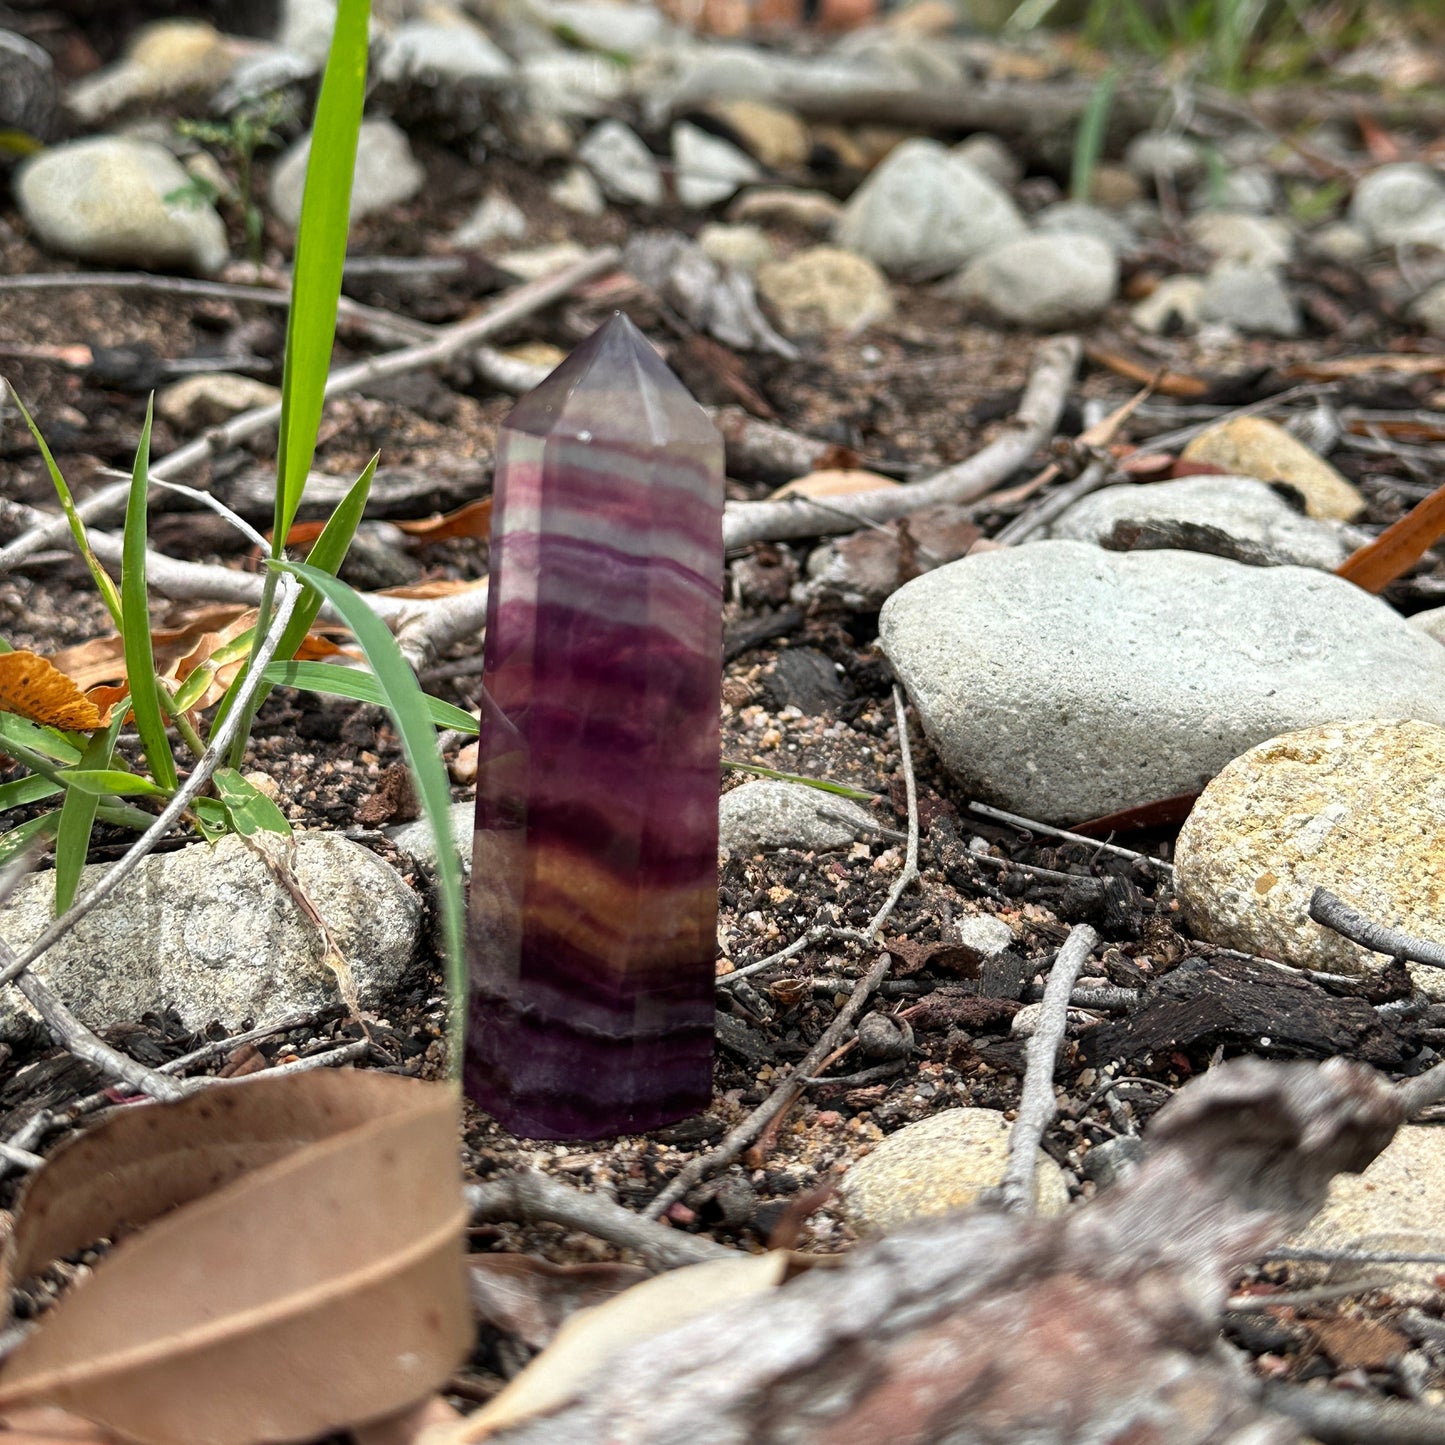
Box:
466 313 724 1138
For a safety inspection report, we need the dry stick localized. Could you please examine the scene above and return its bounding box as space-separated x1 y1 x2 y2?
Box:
0 270 434 344
0 576 300 993
1309 886 1445 971
990 458 1111 546
0 248 621 572
968 800 1174 873
998 923 1100 1215
1261 1381 1445 1445
466 1170 734 1268
720 336 1081 550
649 686 921 1219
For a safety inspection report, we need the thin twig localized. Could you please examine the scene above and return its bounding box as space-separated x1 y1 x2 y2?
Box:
1227 1276 1396 1311
651 688 921 1217
0 575 300 992
0 249 621 571
1309 887 1445 970
1269 1246 1445 1267
1262 1381 1445 1445
720 336 1081 549
967 801 1174 872
0 270 433 344
998 923 1099 1214
991 458 1111 546
466 1169 733 1268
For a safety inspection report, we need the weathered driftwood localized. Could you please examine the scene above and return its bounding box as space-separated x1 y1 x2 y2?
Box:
486 1056 1408 1443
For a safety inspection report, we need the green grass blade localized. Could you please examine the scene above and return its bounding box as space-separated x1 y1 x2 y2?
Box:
10 393 124 631
0 713 83 766
272 0 371 550
121 396 178 791
57 768 170 798
0 775 61 812
721 760 880 802
262 659 478 733
212 766 292 837
0 811 59 869
1071 69 1118 203
53 703 128 914
274 559 466 1076
210 457 376 742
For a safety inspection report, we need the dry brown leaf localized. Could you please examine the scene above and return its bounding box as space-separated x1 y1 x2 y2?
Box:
1336 476 1445 592
393 499 494 544
1307 1314 1408 1371
467 1256 649 1353
0 1405 121 1443
375 579 488 600
0 652 103 732
1083 344 1210 400
352 1396 466 1445
447 1253 794 1442
0 1071 471 1445
769 469 900 500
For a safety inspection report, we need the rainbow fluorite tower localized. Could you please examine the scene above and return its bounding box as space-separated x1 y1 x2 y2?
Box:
466 313 724 1138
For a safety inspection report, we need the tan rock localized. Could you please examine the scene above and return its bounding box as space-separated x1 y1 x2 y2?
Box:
728 187 842 233
1291 1125 1445 1295
157 372 281 430
705 98 810 170
755 245 892 338
1175 719 1445 989
1180 415 1364 521
840 1108 1069 1233
1086 164 1144 209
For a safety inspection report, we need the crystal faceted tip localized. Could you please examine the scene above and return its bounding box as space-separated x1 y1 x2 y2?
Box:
466 313 724 1139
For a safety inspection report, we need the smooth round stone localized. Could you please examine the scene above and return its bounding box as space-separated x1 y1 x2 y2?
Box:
729 187 841 233
1191 165 1278 214
451 192 528 248
1187 211 1293 267
1199 263 1300 337
18 136 229 274
672 121 760 208
0 29 56 142
1411 607 1445 645
718 780 874 855
1308 220 1372 264
377 19 514 84
697 222 774 273
548 164 606 216
944 233 1117 330
1034 201 1137 257
1175 720 1445 986
704 98 810 170
1044 474 1348 571
834 137 1025 279
157 373 282 430
878 542 1445 825
755 245 892 338
840 1109 1070 1233
578 119 662 206
1131 275 1206 334
1125 132 1206 186
1086 164 1144 209
949 133 1021 191
269 117 423 231
520 53 628 118
1409 279 1445 339
1180 416 1364 522
67 20 236 124
1349 162 1445 250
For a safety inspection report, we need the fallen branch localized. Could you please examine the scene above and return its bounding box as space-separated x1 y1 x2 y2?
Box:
1310 886 1445 971
998 923 1099 1214
721 336 1080 550
1262 1382 1445 1445
466 1170 733 1269
0 249 621 572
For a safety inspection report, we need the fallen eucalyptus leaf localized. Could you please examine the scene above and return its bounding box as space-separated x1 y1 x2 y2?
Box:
0 1070 470 1445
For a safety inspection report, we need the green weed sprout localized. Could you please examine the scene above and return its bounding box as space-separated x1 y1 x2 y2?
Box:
0 0 470 1070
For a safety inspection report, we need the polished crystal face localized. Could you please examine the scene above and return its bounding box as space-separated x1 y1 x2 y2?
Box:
466 314 724 1138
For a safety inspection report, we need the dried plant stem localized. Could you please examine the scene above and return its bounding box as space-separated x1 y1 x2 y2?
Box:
720 336 1080 549
466 1170 733 1268
650 688 920 1218
999 923 1099 1214
968 800 1174 872
0 249 621 572
0 575 300 993
1309 887 1445 970
1262 1381 1445 1445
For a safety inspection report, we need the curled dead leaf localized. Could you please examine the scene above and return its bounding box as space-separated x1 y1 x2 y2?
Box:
0 652 103 732
770 470 900 501
0 1070 470 1445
